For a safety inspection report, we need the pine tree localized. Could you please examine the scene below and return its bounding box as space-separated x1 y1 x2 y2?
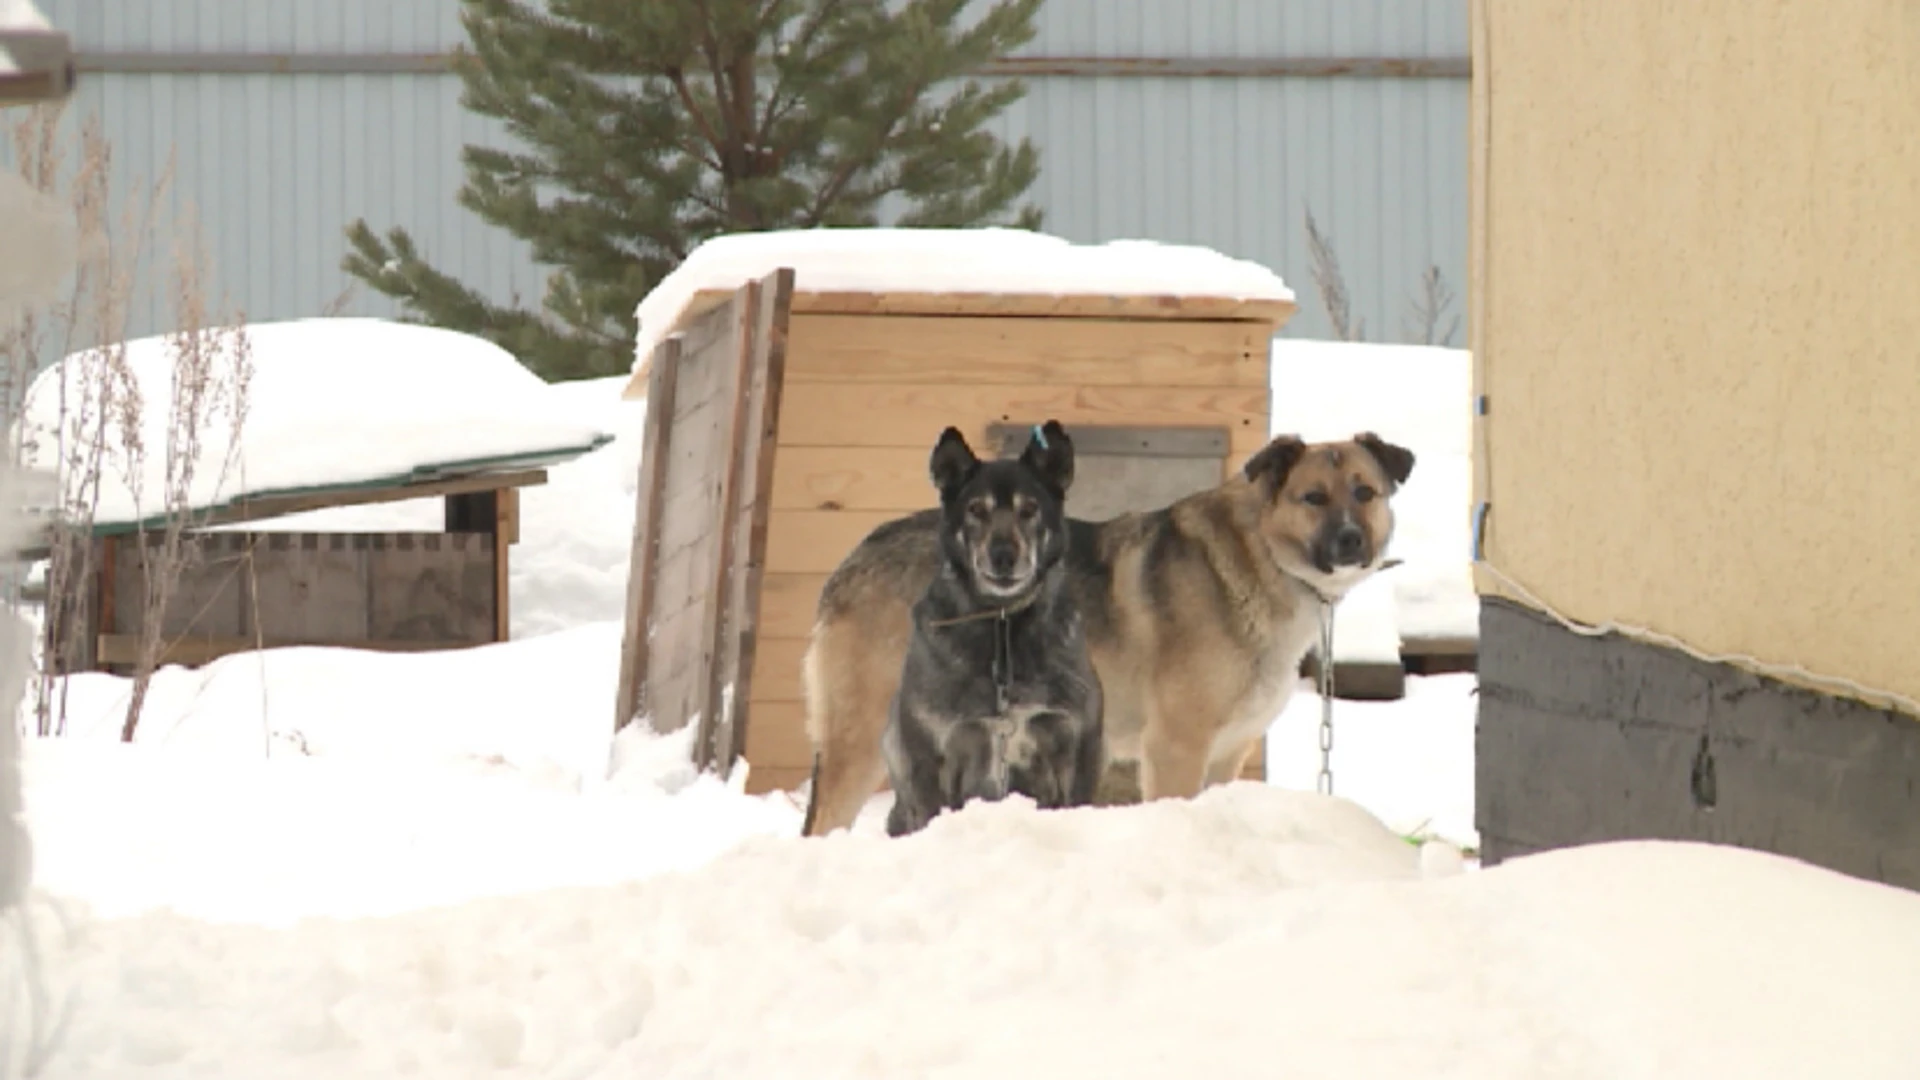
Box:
342 0 1045 382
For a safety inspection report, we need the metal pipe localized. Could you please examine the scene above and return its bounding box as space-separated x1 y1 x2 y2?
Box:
74 50 1470 80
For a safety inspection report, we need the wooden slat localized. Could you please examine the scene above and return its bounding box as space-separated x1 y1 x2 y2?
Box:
747 635 809 703
96 633 477 668
711 267 797 775
758 572 830 640
770 446 940 512
614 337 683 732
775 382 1271 448
694 283 761 772
765 509 907 575
783 314 1270 386
743 700 820 770
768 433 1265 515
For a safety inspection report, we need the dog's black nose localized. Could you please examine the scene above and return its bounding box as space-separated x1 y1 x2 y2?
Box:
987 538 1020 576
1331 524 1365 564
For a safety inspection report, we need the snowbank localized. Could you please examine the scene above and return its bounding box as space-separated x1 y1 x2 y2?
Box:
23 783 1920 1079
15 318 614 531
631 227 1296 376
1270 340 1477 656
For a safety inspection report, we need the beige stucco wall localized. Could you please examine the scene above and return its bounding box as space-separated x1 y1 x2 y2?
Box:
1470 0 1920 712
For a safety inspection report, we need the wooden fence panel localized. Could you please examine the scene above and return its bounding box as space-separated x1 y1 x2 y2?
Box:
616 268 795 782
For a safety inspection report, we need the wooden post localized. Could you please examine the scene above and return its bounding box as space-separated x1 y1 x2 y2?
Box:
614 337 683 733
492 488 517 643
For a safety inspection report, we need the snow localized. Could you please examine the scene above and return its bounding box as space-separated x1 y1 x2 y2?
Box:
10 314 1919 1073
0 0 53 35
15 318 614 531
1269 339 1477 662
631 227 1297 377
19 749 1920 1078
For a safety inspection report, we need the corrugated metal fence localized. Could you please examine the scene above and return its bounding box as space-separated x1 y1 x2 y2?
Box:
17 0 1469 348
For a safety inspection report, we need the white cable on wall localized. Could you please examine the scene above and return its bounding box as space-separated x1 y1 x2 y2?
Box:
1476 559 1920 720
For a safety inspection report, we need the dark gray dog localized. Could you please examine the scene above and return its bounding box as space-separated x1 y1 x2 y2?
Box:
881 420 1105 838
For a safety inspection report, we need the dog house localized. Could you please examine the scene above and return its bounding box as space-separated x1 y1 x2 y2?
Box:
20 318 615 674
614 229 1297 796
1470 1 1920 887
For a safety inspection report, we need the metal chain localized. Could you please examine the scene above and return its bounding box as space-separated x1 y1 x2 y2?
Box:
1315 601 1337 796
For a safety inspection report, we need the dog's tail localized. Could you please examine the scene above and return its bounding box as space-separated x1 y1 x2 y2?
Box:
799 620 829 837
799 751 823 837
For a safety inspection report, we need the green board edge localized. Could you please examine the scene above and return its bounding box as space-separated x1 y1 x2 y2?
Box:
86 432 616 538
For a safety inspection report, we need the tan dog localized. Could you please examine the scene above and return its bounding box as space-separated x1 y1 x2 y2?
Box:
799 431 1416 837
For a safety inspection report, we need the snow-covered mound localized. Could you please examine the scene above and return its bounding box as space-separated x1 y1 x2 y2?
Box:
21 780 1920 1079
15 317 614 530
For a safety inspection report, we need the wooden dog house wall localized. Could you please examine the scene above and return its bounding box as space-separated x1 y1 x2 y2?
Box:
616 271 1294 796
51 471 537 674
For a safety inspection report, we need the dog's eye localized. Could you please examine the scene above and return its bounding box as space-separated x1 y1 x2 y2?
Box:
1302 489 1330 507
967 502 992 522
1353 485 1377 503
1015 501 1039 521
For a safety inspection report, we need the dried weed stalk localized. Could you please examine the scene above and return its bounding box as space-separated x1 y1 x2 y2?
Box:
2 104 253 742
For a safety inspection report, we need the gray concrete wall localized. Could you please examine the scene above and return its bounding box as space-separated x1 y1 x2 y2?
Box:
1477 598 1920 891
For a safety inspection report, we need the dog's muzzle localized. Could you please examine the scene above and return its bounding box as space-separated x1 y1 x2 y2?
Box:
1313 520 1371 573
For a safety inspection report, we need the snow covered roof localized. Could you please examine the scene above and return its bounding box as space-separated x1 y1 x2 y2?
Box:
626 227 1298 397
16 318 616 534
0 0 75 104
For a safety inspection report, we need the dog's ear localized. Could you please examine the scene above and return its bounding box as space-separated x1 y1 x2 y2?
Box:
1018 419 1074 497
1354 431 1416 489
929 426 980 495
1243 434 1306 495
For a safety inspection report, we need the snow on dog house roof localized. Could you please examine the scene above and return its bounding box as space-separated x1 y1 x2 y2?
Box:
17 318 615 534
623 227 1298 398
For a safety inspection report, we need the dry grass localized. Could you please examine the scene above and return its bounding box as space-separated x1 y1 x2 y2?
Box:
1302 207 1463 349
1 102 254 741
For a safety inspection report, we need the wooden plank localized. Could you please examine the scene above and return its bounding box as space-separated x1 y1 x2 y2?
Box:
96 633 481 668
247 534 370 641
774 382 1272 449
783 314 1270 386
365 533 495 644
768 433 1263 515
765 509 906 575
746 635 809 703
770 446 940 512
743 700 822 770
695 277 764 773
709 267 797 777
757 572 830 640
615 336 683 731
114 533 247 640
647 294 744 738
